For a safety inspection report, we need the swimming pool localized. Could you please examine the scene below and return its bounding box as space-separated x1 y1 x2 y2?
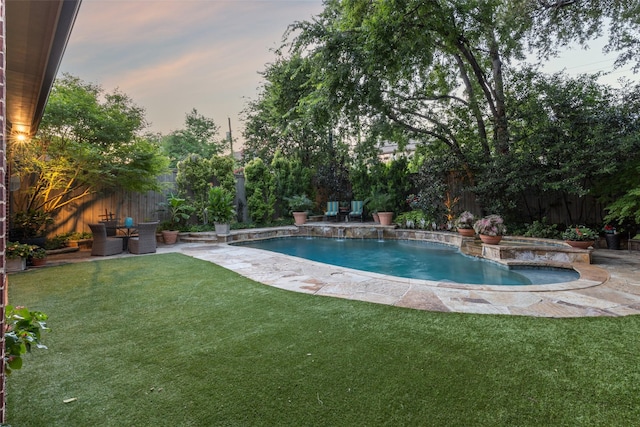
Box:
236 237 579 286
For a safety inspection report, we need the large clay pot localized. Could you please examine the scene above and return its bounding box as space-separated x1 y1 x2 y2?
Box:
372 212 380 223
377 212 394 226
565 240 594 249
161 230 179 245
292 212 308 226
31 257 47 267
458 228 475 237
479 234 502 245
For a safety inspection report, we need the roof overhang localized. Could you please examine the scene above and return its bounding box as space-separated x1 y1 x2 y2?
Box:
6 0 82 139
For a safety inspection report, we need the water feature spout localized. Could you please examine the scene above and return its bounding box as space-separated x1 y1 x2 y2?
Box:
377 228 384 242
337 227 345 241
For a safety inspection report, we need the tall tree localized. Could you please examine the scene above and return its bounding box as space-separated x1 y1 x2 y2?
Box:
162 108 223 167
279 0 639 215
11 74 169 218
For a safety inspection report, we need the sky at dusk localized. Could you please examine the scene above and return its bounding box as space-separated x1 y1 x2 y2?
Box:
59 0 324 148
59 0 636 150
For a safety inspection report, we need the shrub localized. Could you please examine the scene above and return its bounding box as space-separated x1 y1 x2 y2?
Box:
523 218 562 239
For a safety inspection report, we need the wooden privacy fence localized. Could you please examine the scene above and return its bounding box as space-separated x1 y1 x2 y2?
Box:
37 172 250 237
14 171 608 238
45 172 177 236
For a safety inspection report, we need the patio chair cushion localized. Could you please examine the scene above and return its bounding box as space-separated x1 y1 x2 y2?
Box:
325 201 339 217
349 200 364 222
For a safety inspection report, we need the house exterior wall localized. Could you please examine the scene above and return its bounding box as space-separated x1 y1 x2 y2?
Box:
0 0 7 422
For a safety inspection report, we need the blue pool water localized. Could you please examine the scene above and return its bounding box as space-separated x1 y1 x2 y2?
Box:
236 237 580 286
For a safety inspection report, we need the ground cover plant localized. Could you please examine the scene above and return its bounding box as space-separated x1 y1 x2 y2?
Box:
7 254 640 426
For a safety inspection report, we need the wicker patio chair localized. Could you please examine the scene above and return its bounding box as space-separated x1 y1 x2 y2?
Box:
128 222 159 254
89 223 123 256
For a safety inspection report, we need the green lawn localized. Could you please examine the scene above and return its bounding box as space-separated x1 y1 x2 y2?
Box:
6 253 640 426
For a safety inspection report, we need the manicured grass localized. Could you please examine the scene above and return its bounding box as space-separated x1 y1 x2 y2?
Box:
6 253 640 426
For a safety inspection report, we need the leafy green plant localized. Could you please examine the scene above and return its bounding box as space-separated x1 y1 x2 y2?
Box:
7 242 34 259
523 218 562 239
367 189 393 213
5 305 49 374
10 210 53 239
30 247 47 260
163 193 195 230
395 211 433 229
562 225 598 241
207 186 236 224
285 194 314 213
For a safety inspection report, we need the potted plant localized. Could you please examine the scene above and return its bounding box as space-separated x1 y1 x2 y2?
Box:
7 241 33 272
562 225 598 249
367 190 394 225
473 214 507 244
286 194 314 226
455 211 476 237
602 224 621 250
207 186 236 235
30 247 47 267
65 231 93 248
161 194 194 244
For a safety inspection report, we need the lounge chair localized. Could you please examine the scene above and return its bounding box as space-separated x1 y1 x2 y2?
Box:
89 223 123 256
128 222 159 254
349 200 364 222
324 201 339 221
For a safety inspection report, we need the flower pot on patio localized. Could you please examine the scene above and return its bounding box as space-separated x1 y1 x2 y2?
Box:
31 257 47 267
7 257 27 272
214 223 231 236
458 228 475 237
161 230 179 245
479 234 502 245
377 212 394 226
565 240 594 249
292 212 308 226
604 233 621 250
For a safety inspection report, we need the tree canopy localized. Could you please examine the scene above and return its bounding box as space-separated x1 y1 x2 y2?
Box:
162 108 224 167
242 0 640 225
10 74 169 219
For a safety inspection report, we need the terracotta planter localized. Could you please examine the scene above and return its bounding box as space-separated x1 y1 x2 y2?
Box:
457 228 475 237
292 212 308 226
565 240 594 249
479 234 502 245
377 212 394 226
161 230 179 245
372 212 380 223
31 258 47 267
